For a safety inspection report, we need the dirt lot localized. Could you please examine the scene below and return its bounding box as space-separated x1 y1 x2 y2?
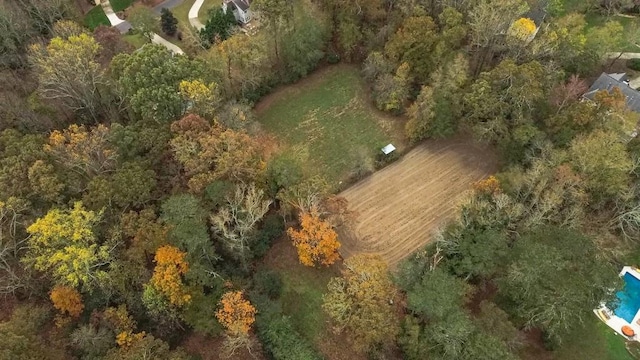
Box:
338 138 497 266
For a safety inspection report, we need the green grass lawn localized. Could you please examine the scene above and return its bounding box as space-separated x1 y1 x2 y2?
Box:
123 33 149 48
172 0 216 25
278 266 333 342
554 317 635 360
257 66 399 187
84 5 110 30
259 238 339 348
172 0 196 27
109 0 133 12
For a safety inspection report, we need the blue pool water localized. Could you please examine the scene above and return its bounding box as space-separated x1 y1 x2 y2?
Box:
613 272 640 323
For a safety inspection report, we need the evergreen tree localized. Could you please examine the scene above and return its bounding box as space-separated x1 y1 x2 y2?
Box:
160 8 178 36
200 8 237 46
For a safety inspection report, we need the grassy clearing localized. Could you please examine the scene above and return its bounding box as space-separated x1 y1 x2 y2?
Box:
278 266 333 341
84 6 110 30
257 66 400 187
109 0 133 12
554 317 634 360
260 237 339 350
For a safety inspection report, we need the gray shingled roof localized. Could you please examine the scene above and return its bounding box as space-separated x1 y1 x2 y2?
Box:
232 0 250 11
584 72 640 113
525 0 547 27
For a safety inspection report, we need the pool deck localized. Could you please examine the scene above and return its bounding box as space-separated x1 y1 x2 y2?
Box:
595 266 640 342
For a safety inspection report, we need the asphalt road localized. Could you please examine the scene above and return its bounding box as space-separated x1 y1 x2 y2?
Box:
152 0 184 14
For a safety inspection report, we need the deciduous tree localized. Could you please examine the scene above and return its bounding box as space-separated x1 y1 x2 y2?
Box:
568 129 633 206
322 254 398 351
50 285 84 317
29 33 107 122
498 226 616 344
216 290 257 335
287 210 341 267
215 290 257 356
179 79 220 119
170 114 265 192
211 183 272 263
161 194 219 287
45 124 118 179
149 245 191 307
24 202 110 291
128 5 157 39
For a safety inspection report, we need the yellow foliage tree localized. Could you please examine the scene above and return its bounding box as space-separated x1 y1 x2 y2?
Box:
322 254 399 351
179 79 220 118
50 285 84 317
509 17 537 41
25 202 109 290
150 245 191 307
116 330 146 349
215 290 257 336
287 211 341 267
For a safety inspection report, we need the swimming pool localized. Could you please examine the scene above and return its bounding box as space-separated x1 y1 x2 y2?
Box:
613 272 640 323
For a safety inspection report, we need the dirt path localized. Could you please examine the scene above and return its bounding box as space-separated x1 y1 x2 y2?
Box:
337 137 497 266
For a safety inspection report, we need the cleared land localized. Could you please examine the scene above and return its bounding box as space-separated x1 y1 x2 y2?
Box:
338 138 497 266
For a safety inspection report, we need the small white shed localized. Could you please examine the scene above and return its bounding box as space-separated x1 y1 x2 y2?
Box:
381 144 396 155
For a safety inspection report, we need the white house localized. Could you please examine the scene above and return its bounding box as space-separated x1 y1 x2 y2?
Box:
222 0 252 24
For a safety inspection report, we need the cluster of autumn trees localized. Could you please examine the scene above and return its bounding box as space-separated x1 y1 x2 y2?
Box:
2 0 640 358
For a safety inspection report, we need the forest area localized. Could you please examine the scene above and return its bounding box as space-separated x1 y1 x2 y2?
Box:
3 0 640 358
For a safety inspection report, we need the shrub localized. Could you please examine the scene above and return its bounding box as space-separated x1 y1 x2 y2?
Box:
256 311 322 360
253 270 283 299
628 59 640 71
252 214 285 258
326 53 340 64
375 150 400 169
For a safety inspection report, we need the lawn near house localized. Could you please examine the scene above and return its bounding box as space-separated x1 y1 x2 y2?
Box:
559 0 640 52
551 317 635 360
84 5 111 30
255 65 404 188
109 0 134 12
172 0 216 28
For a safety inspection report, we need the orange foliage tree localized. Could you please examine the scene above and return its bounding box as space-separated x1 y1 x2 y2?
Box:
150 245 191 307
50 285 84 317
287 211 341 267
473 175 501 195
215 290 257 336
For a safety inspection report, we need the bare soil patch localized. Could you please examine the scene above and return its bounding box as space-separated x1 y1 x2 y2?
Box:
181 331 266 360
337 137 497 266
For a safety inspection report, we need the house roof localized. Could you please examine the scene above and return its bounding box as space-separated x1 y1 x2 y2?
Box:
525 0 547 27
584 72 640 113
232 0 250 11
